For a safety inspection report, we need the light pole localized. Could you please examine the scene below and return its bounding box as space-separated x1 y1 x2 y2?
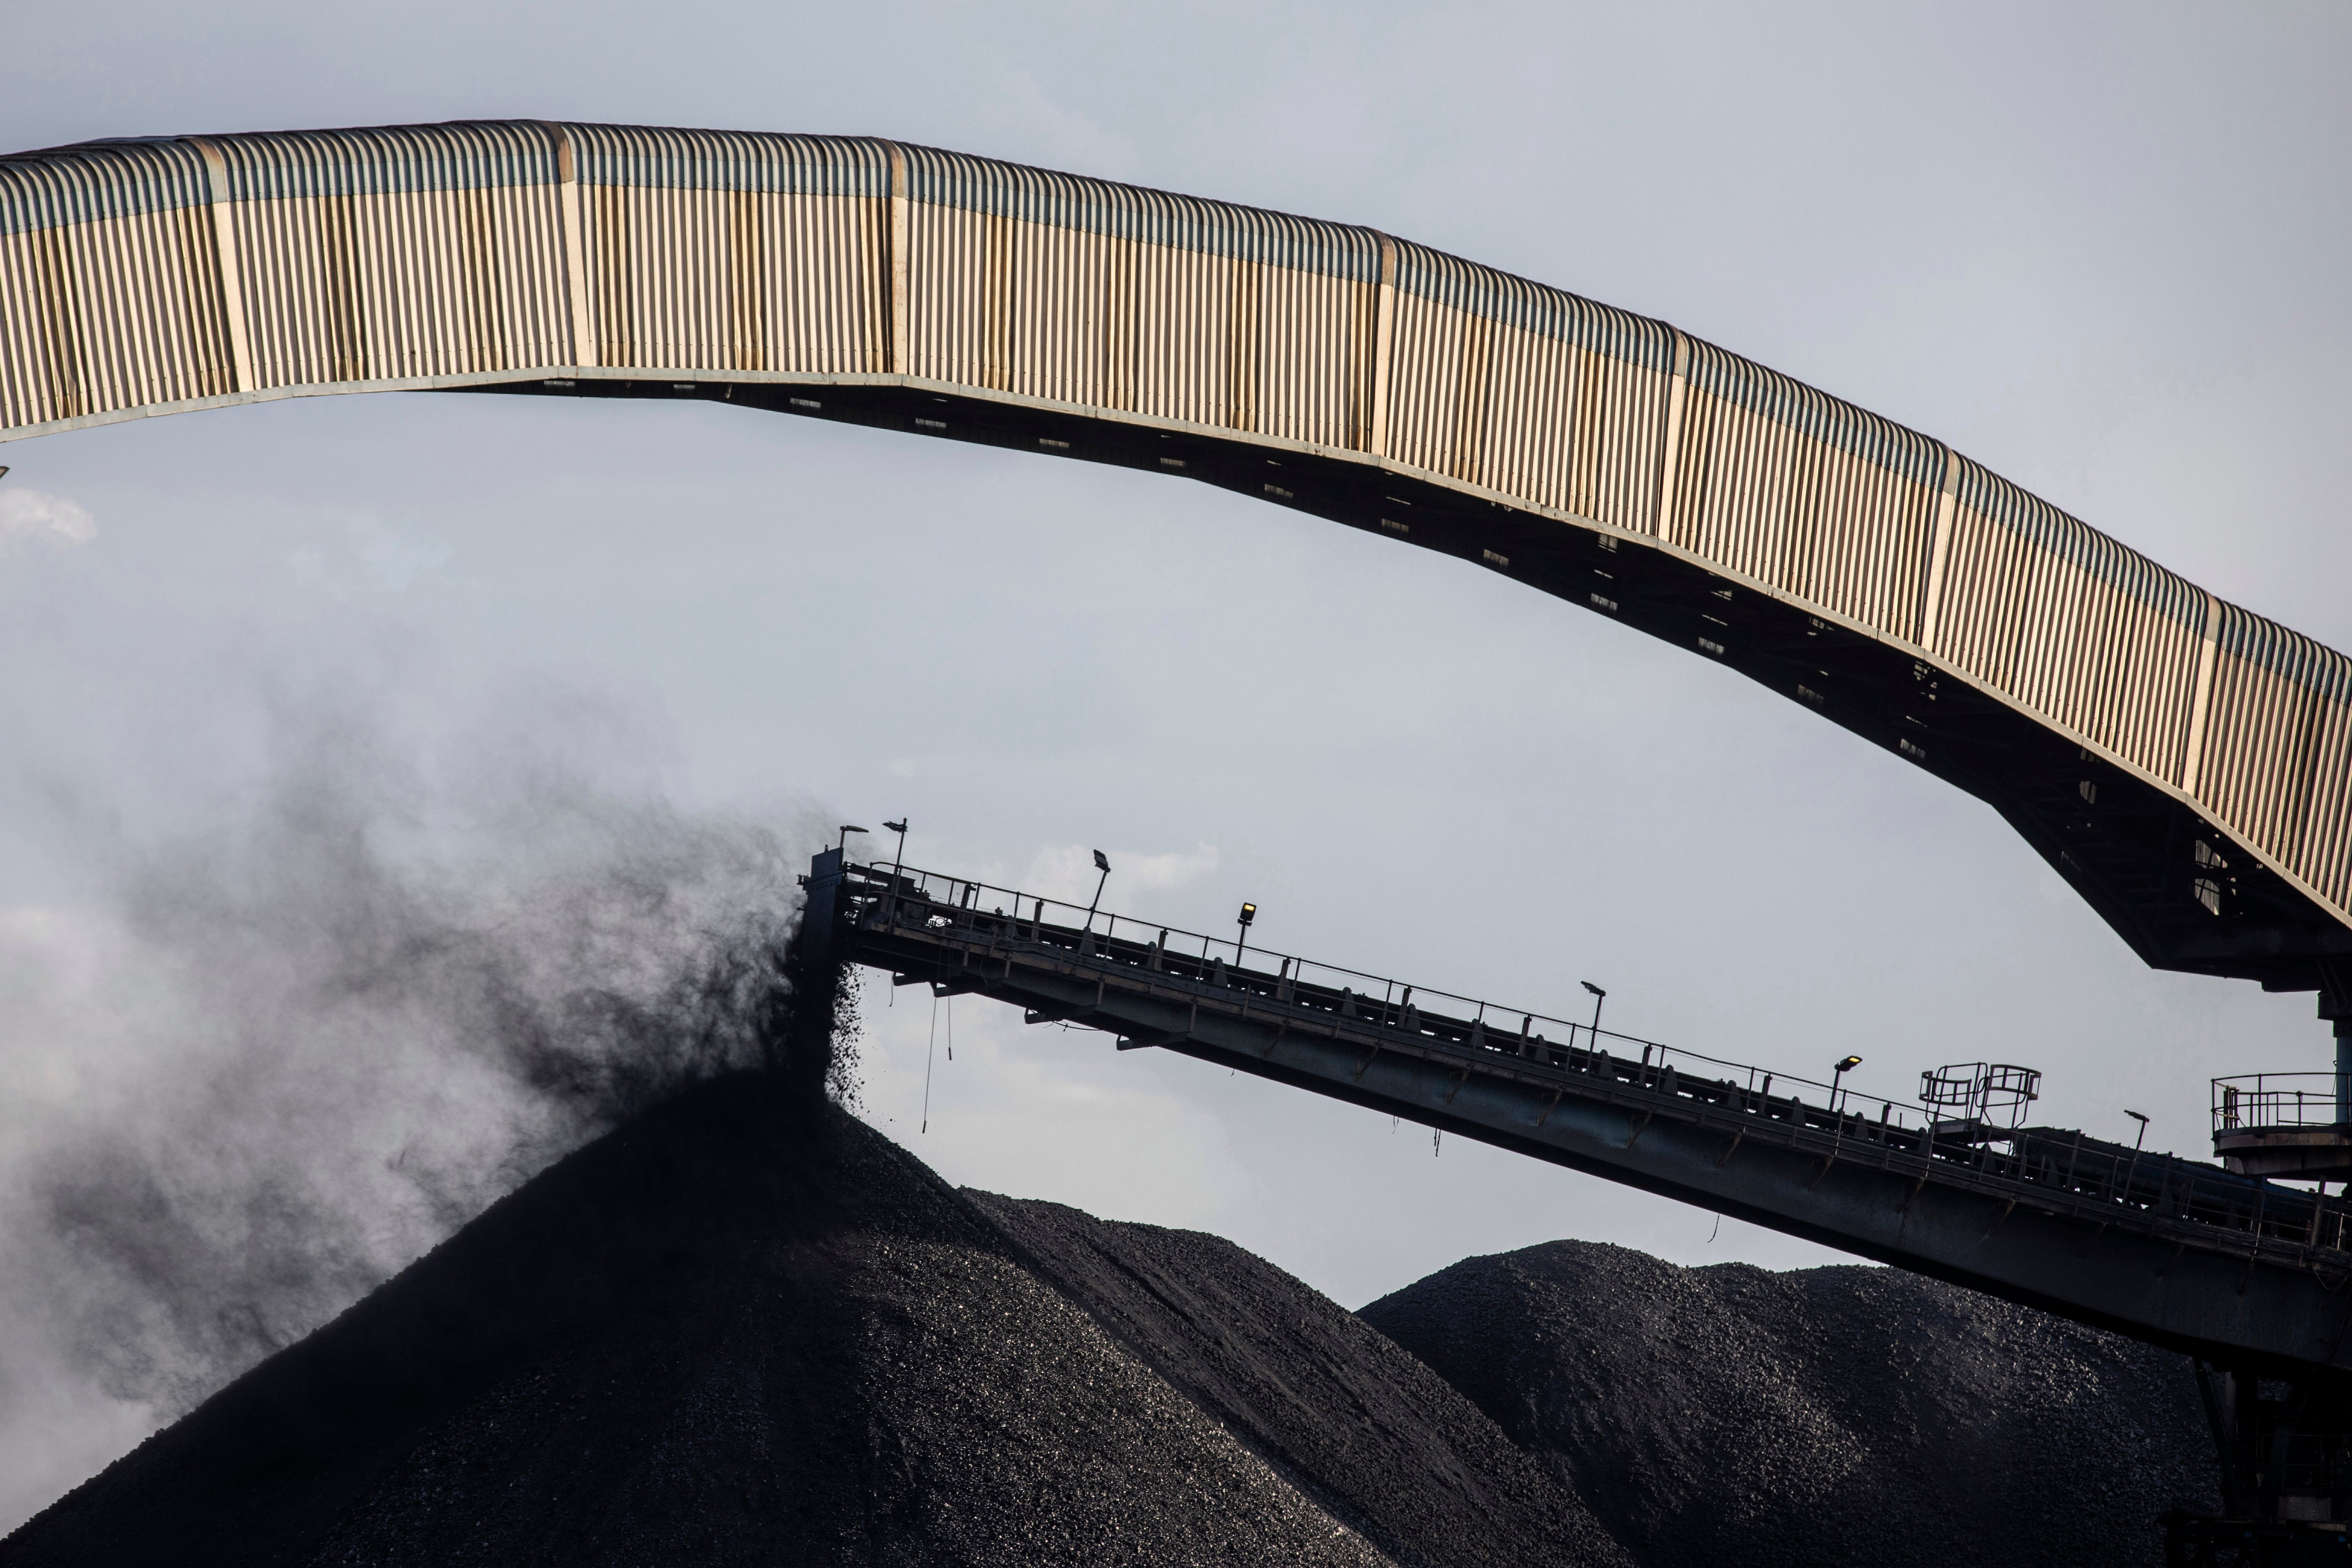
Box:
1081 849 1110 932
1581 981 1606 1049
1235 902 1257 966
1831 1055 1863 1115
836 824 868 853
2122 1109 2151 1202
882 819 909 918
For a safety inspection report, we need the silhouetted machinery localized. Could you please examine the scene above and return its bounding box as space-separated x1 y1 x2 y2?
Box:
803 847 2352 1564
2216 1075 2352 1185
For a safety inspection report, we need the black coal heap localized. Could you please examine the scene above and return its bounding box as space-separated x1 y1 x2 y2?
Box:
2 1060 2221 1568
0 1075 1628 1567
1363 1239 2220 1568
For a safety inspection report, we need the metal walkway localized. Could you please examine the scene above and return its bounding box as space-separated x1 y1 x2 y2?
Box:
803 848 2352 1379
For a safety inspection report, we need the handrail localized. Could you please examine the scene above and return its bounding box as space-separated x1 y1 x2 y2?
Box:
2214 1073 2348 1134
852 859 1915 1124
840 858 2352 1274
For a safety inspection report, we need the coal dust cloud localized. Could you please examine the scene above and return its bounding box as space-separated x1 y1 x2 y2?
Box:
0 684 826 1524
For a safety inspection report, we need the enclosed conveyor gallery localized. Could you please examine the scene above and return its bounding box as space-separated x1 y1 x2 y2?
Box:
3 119 2349 999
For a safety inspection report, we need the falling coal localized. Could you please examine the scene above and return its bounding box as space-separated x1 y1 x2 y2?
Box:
0 715 840 1527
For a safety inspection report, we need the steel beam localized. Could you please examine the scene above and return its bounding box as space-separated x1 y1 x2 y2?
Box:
820 857 2352 1377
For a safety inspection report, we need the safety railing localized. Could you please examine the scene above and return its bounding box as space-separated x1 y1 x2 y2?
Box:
2214 1074 2347 1134
847 859 1920 1129
838 860 2352 1263
1920 1062 2041 1130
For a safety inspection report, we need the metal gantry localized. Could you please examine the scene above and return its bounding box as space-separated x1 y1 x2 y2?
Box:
806 849 2352 1368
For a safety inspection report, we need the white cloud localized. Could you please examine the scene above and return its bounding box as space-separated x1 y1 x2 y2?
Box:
1021 840 1220 906
0 488 96 557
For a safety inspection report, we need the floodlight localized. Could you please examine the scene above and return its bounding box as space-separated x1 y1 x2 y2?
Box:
1828 1055 1863 1114
1238 902 1257 927
1579 981 1606 1041
1082 849 1112 932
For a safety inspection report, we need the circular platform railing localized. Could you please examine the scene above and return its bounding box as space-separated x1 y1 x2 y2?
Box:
2212 1073 2352 1181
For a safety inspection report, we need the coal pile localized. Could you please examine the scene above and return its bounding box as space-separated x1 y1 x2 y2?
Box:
0 1076 1629 1568
1361 1239 2219 1568
971 1196 1628 1568
1 1060 2226 1568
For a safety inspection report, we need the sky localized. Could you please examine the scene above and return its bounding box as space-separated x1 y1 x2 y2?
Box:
1 0 2350 1529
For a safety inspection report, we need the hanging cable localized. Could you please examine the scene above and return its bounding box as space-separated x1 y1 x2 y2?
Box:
922 988 938 1134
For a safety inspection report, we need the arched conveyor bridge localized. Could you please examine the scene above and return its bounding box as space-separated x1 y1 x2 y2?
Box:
4 119 2351 1018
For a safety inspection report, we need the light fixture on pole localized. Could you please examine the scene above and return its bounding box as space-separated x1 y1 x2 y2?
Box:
1235 902 1257 966
2120 1108 2153 1202
1082 850 1110 932
1831 1054 1863 1114
882 819 909 915
1581 981 1606 1045
836 824 868 853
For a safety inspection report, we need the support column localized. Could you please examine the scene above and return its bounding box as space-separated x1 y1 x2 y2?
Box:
2323 958 2352 1125
1366 233 1395 459
2337 1017 2352 1128
887 144 910 378
189 138 256 395
550 124 598 370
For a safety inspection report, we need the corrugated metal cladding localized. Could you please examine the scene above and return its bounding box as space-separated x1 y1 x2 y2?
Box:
0 139 233 425
2203 611 2352 916
0 118 2346 924
900 147 1380 446
1933 460 2208 789
1386 241 1671 537
210 124 574 389
573 128 889 376
1666 339 1941 644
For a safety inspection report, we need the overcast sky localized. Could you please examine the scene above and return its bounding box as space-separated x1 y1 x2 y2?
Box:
2 0 2349 1529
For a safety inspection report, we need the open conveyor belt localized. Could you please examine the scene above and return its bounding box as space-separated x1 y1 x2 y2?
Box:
803 850 2352 1375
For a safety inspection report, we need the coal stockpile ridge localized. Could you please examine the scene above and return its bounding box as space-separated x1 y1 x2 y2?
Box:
969 1194 1630 1568
1361 1239 2219 1568
0 1075 1628 1568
